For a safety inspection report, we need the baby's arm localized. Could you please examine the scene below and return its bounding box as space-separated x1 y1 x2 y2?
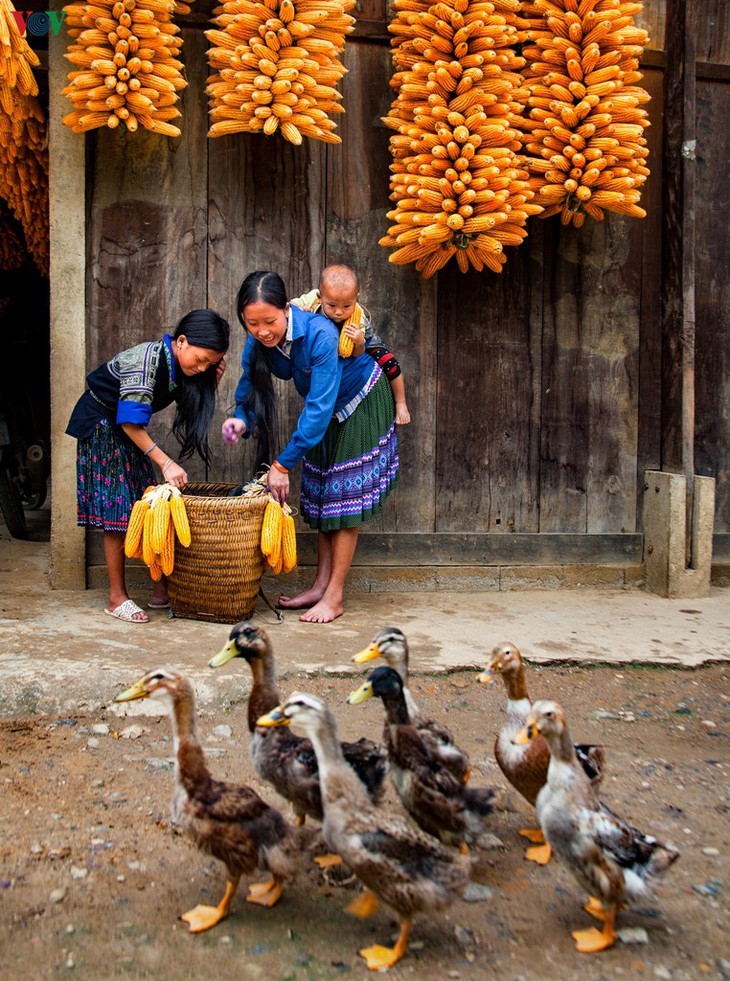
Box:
390 374 410 425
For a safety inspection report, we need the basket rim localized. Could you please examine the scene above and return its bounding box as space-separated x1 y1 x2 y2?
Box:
183 481 270 505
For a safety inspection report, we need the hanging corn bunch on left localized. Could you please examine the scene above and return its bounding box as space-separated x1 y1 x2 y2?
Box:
0 205 26 270
0 0 41 112
521 0 651 227
379 0 543 277
0 0 48 275
0 93 49 275
206 0 355 145
62 0 192 135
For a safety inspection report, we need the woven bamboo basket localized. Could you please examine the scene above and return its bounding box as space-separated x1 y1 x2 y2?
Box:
168 482 268 624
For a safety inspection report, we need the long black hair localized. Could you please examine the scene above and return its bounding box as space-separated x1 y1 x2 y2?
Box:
236 271 286 470
172 309 229 467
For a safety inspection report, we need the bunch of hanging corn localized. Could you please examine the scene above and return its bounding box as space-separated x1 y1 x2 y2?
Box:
206 0 355 145
379 0 543 276
520 0 650 226
0 0 41 112
260 498 297 574
0 92 49 275
62 0 191 135
0 207 26 270
124 483 191 580
0 1 48 275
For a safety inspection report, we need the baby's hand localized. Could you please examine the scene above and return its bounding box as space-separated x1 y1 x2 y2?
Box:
345 325 366 356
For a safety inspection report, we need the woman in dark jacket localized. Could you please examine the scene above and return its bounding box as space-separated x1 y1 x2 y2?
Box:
67 309 229 622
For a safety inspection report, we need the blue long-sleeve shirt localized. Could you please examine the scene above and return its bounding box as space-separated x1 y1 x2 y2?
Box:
233 305 377 470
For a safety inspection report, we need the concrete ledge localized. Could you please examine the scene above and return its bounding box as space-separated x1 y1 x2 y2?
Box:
98 561 649 592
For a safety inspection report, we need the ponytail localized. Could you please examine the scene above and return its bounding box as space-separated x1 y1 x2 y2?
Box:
171 309 229 466
236 271 287 470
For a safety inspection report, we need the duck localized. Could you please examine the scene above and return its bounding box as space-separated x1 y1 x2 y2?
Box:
209 622 387 826
114 668 309 932
257 691 471 971
477 641 605 864
349 666 495 851
353 626 470 782
514 699 679 952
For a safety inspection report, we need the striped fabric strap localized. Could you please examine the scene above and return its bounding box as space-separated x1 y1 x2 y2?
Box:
335 362 381 423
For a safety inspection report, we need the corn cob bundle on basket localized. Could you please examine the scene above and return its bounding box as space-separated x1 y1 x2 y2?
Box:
206 0 355 144
260 498 297 573
62 0 192 135
521 0 651 226
124 483 191 580
379 0 543 276
0 0 48 275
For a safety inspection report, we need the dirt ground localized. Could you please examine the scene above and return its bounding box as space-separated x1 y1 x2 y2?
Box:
1 661 728 980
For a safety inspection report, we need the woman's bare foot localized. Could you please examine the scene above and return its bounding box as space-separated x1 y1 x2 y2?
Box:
149 586 170 608
299 598 343 623
278 586 325 610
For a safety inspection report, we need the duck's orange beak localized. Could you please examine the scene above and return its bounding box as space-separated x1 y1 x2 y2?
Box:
256 705 289 728
512 722 537 746
353 642 380 664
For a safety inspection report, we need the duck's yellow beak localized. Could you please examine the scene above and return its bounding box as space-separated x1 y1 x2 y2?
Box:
114 677 149 702
512 721 537 746
209 639 237 668
256 705 289 728
477 666 495 684
353 642 380 664
347 680 374 705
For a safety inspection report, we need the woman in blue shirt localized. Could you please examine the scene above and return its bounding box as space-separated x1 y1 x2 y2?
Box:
222 270 399 623
67 309 229 622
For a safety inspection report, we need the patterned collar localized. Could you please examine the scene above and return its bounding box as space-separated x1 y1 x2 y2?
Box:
162 334 176 389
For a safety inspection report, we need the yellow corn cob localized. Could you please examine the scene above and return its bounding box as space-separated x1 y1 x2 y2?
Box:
338 324 354 357
150 490 171 553
261 499 283 557
124 497 150 558
148 555 164 581
282 507 297 572
142 507 156 567
170 490 191 546
160 517 176 576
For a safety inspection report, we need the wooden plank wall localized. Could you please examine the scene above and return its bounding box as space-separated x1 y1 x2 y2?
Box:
83 0 730 570
694 3 730 531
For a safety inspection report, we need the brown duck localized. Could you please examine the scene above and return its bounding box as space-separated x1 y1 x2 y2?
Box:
478 641 605 863
258 692 471 971
209 622 387 825
514 700 679 952
349 666 495 851
354 626 471 782
115 668 308 932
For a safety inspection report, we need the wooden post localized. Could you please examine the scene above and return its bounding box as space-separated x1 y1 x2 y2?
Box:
48 28 87 587
661 0 696 566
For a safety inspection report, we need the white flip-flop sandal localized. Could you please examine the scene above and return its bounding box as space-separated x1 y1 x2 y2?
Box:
105 600 149 623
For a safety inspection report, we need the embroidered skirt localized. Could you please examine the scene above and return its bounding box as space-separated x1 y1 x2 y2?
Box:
75 418 156 532
300 372 399 531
